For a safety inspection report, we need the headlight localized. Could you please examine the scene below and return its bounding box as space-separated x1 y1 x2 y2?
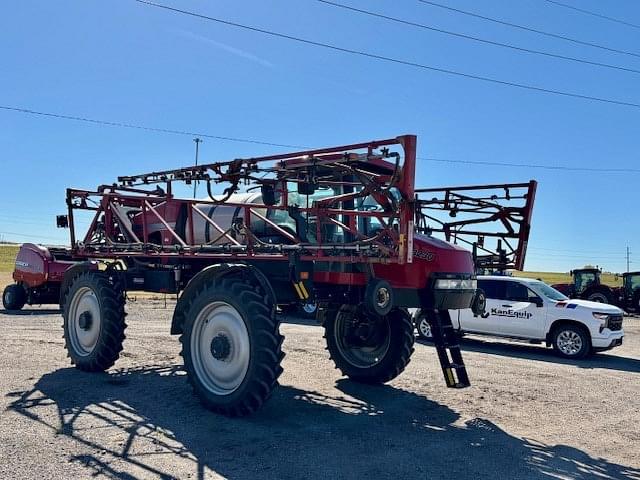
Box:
435 278 477 290
592 312 609 321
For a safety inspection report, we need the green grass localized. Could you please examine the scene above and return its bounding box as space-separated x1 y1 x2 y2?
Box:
0 245 19 273
513 270 622 287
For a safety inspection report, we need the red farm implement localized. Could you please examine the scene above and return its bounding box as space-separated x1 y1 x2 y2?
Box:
7 134 537 416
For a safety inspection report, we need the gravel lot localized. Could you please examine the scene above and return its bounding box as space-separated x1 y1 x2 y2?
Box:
1 300 639 480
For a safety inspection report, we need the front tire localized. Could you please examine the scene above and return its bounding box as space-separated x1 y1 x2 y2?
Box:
325 306 414 384
180 274 284 416
552 324 591 359
3 284 26 311
63 272 127 371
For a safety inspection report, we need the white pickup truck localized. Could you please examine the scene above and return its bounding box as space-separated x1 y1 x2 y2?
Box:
414 275 625 359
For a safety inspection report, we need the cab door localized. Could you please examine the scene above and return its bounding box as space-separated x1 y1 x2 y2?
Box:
458 279 506 335
496 281 546 339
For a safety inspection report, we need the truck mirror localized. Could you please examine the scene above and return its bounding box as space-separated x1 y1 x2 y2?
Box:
534 297 543 307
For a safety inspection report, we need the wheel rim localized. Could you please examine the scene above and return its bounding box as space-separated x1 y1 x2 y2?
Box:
376 287 391 310
302 303 317 315
191 301 250 395
418 317 432 338
557 330 583 356
334 310 390 368
590 294 606 303
68 287 102 356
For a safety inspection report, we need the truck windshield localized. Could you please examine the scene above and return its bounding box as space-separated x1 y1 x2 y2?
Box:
532 281 568 301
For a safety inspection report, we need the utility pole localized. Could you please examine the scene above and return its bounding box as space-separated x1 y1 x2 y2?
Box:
626 246 631 273
193 138 202 199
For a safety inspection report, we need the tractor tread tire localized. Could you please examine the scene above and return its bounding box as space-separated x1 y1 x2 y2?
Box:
3 284 27 311
324 307 414 384
179 274 284 417
585 288 613 304
62 271 127 372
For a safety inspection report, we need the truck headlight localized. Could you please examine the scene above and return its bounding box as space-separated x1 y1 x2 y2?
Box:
435 278 477 290
592 312 609 321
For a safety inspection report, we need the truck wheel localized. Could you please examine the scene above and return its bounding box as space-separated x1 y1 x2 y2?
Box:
63 272 126 371
552 324 591 359
413 310 432 340
3 284 26 311
325 306 414 384
180 275 284 416
633 291 640 312
298 302 318 319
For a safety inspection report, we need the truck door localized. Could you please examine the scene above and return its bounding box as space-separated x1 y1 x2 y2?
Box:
496 281 545 339
458 279 506 335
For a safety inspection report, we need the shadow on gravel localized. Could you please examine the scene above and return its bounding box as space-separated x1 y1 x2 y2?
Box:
417 337 640 374
0 308 61 316
7 366 640 480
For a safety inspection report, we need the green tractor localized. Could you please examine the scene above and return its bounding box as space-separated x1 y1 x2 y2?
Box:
551 268 615 304
618 271 640 313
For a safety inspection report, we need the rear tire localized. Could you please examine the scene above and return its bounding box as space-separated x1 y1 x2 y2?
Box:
325 306 414 384
180 274 284 416
3 284 26 311
63 272 127 371
586 289 612 304
552 323 591 359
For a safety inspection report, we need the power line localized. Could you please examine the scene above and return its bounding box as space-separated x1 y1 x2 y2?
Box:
417 0 640 59
2 104 640 175
0 230 67 242
529 246 631 255
0 105 304 149
544 0 640 30
418 157 640 174
134 0 640 110
316 0 640 76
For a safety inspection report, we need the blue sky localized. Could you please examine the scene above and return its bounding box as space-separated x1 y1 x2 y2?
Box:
1 0 639 273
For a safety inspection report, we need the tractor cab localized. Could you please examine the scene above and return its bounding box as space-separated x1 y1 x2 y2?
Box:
622 272 640 295
572 268 602 294
621 272 640 312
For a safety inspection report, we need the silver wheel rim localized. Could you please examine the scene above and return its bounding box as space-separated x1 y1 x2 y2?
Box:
334 310 390 368
418 317 432 338
302 303 317 314
376 287 391 310
4 289 13 306
68 287 102 356
191 301 250 395
557 330 583 356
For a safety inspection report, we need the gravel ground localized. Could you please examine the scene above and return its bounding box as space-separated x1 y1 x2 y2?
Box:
1 301 639 480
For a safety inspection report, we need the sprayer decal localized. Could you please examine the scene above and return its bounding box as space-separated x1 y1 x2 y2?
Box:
413 249 435 261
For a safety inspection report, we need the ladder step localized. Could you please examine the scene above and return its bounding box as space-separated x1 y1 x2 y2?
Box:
425 310 471 389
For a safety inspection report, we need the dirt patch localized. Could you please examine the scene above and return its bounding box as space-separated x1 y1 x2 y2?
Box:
0 303 639 479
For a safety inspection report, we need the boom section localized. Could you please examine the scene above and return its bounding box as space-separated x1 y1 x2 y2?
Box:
415 180 537 271
65 135 417 265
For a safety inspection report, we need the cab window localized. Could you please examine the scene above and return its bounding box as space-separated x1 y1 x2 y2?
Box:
478 279 507 301
505 281 542 304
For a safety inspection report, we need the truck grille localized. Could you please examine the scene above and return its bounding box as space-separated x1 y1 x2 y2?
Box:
607 315 623 331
